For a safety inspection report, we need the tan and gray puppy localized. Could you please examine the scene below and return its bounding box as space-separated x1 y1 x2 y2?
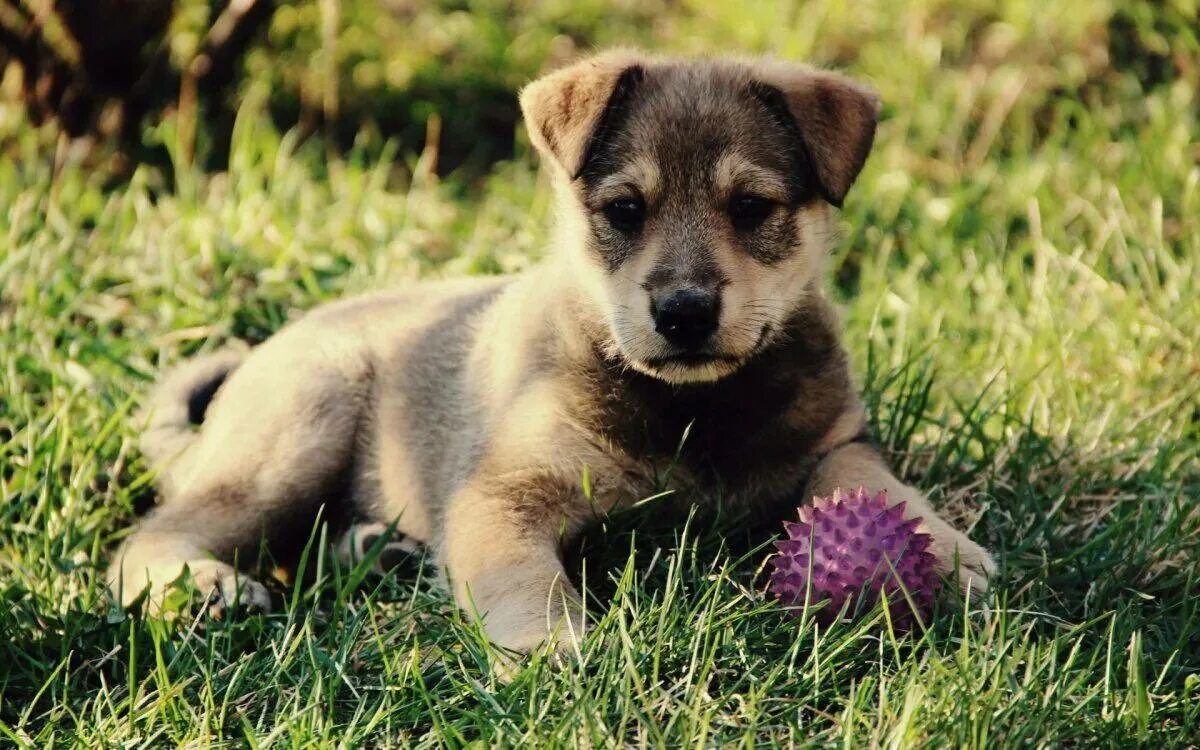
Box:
109 50 995 658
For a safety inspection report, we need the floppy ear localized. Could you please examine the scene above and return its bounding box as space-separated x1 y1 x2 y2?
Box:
520 49 645 178
752 62 881 207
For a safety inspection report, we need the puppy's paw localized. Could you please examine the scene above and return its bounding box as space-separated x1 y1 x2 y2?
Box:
335 521 424 573
487 616 586 682
190 563 272 619
113 560 271 618
478 588 587 681
489 616 587 656
925 526 995 597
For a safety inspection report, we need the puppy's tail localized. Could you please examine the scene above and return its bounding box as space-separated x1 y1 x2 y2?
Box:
139 347 247 471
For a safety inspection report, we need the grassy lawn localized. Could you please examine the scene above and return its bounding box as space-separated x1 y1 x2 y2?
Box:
2 1 1198 746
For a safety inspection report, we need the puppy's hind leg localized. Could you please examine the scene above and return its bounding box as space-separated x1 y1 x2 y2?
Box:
109 346 371 616
108 502 274 617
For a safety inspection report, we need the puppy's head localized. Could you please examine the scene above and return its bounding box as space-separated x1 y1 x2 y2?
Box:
522 51 879 384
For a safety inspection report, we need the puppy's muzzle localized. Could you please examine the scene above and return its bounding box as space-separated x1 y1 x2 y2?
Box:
651 289 720 351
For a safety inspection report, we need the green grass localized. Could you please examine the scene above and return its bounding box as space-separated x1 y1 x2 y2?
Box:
2 1 1199 746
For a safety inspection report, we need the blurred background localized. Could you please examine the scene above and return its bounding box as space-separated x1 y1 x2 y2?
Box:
2 0 1197 178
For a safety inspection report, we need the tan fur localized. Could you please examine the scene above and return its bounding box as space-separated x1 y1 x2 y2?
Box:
520 48 644 176
109 51 994 667
751 59 881 205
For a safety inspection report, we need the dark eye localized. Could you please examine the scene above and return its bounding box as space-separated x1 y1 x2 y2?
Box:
729 194 774 230
602 197 646 232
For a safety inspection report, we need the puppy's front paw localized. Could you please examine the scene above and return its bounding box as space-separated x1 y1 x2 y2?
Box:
488 612 587 656
472 577 587 681
487 612 586 681
925 526 995 597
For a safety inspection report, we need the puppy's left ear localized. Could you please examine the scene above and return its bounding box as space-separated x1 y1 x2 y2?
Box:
752 62 881 207
520 49 645 178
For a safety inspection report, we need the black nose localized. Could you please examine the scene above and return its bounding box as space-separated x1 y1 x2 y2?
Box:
652 290 720 350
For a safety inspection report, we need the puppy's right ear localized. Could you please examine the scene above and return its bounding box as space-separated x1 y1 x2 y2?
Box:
520 49 645 179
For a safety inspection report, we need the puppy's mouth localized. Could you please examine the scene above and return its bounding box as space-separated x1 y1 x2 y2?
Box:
643 324 773 370
645 351 740 368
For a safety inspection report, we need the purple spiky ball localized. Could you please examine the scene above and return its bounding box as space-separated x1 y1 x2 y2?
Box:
769 487 941 629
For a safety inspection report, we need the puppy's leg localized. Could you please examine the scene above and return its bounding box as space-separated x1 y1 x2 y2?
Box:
439 473 587 661
807 441 996 594
109 353 367 615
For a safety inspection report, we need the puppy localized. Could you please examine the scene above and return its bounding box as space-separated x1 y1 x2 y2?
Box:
108 50 995 657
